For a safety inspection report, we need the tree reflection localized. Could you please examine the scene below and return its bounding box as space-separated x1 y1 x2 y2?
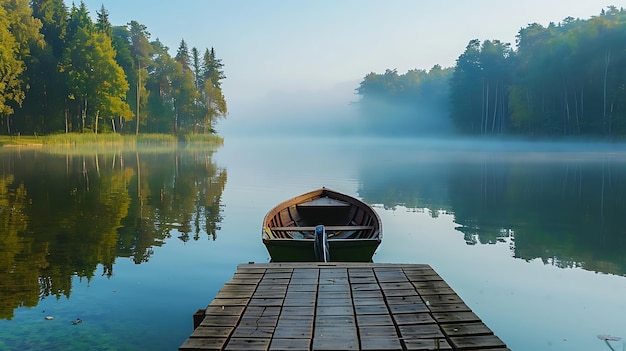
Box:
358 152 626 277
0 175 40 320
0 147 226 319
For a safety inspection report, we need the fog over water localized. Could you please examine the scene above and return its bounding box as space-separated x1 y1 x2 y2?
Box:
218 84 626 156
217 80 361 137
218 84 457 138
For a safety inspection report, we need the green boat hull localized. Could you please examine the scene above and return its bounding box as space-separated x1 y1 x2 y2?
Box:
264 238 380 262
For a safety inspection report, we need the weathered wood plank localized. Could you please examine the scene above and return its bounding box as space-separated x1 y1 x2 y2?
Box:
392 312 436 325
204 305 245 316
280 306 314 316
355 313 394 326
432 311 482 323
421 293 464 304
398 323 445 339
199 315 239 327
358 325 398 337
179 337 227 351
239 316 279 327
209 298 250 307
354 304 391 315
268 338 310 351
404 338 452 350
450 334 508 349
312 337 359 350
285 283 317 291
189 326 233 339
441 322 495 336
360 337 403 350
224 337 270 351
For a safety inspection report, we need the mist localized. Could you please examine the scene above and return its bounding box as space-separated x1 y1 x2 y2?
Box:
355 96 454 137
217 81 361 138
217 81 455 139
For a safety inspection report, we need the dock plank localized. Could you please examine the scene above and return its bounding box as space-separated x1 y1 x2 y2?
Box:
179 263 509 351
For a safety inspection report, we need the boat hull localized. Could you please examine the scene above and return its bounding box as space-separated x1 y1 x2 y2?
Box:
263 238 379 262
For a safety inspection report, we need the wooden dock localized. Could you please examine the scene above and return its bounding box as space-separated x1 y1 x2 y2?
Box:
179 263 509 351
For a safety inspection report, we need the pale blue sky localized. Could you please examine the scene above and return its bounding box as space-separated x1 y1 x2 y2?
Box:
65 0 617 134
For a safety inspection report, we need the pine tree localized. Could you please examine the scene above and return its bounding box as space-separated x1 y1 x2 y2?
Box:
175 39 191 72
203 47 225 89
191 47 201 89
199 48 227 133
96 4 112 37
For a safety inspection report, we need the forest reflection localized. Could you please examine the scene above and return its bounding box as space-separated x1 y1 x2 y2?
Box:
358 149 626 277
0 147 226 319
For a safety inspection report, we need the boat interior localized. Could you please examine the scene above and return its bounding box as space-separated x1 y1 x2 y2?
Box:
266 196 378 240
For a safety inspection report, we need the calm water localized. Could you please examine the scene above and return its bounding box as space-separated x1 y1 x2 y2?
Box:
0 137 625 351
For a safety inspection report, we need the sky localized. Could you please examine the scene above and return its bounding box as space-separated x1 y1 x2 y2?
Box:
64 0 620 135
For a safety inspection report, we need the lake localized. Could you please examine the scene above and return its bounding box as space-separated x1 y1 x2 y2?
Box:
0 137 625 351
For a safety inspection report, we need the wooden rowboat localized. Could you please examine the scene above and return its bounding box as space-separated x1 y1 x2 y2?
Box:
262 187 382 262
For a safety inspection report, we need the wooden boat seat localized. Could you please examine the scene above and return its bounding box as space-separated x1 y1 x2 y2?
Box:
296 197 350 207
270 225 374 231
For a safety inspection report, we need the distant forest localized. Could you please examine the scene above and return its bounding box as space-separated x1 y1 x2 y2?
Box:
357 6 626 138
0 0 226 136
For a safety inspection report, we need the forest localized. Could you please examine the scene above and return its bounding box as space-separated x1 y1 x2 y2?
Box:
0 0 227 136
357 6 626 138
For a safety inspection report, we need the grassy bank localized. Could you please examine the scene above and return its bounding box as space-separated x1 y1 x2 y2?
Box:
0 135 43 146
0 133 223 147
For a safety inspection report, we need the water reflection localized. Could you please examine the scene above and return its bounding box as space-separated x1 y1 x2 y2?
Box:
0 147 226 319
358 147 626 277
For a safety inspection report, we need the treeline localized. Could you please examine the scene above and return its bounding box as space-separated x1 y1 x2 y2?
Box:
358 6 626 138
356 65 454 135
0 0 226 136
